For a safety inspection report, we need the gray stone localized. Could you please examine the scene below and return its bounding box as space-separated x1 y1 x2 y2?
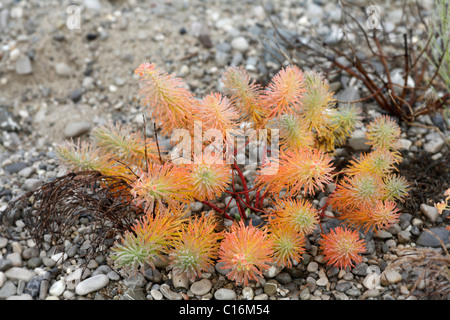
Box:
275 272 292 285
55 63 72 77
397 230 411 244
423 138 444 154
242 287 254 300
63 121 91 138
3 162 29 174
22 247 39 260
190 279 212 296
0 259 13 272
0 237 7 249
348 129 371 151
264 280 278 296
75 274 109 296
18 167 35 178
416 227 450 247
143 267 163 283
172 271 189 290
150 289 163 300
4 267 35 282
24 276 42 298
336 281 352 292
24 178 43 192
69 89 83 103
352 263 368 276
123 272 146 288
214 288 236 300
420 203 440 223
160 284 182 300
27 257 42 269
231 37 249 52
380 269 402 286
121 287 146 300
0 281 16 298
16 55 33 75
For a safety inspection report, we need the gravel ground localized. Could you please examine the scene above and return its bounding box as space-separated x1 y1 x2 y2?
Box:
0 0 449 301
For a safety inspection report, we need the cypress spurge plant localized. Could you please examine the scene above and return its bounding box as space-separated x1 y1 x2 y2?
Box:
50 61 411 285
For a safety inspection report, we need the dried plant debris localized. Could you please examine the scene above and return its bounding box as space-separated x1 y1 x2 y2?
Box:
1 171 142 263
388 231 450 300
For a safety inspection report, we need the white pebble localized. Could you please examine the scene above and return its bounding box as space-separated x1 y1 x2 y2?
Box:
75 274 109 296
49 279 66 296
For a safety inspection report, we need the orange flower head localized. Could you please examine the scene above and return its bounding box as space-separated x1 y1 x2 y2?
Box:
135 62 196 135
319 226 366 269
218 220 273 286
269 225 305 268
256 147 334 197
269 198 319 236
131 162 193 211
349 200 401 232
169 215 222 280
262 65 306 119
366 115 401 151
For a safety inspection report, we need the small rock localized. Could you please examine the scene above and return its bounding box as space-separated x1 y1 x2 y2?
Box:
0 259 13 272
420 203 440 223
352 263 368 276
416 227 450 247
190 279 212 296
160 284 182 300
362 273 380 290
397 230 411 244
214 288 236 300
172 272 189 290
69 89 83 103
397 139 412 151
4 267 35 282
64 121 91 138
75 274 109 296
6 252 22 267
16 55 33 75
254 293 269 300
242 286 254 300
24 178 43 192
307 261 319 273
423 138 444 154
0 272 5 288
215 261 232 276
3 162 29 174
263 280 278 296
0 237 7 249
380 269 402 286
348 129 371 151
316 276 329 287
49 279 66 296
18 167 35 178
150 289 163 300
199 33 213 48
121 287 146 300
7 293 33 300
55 63 72 77
263 264 283 278
231 37 249 52
24 276 42 298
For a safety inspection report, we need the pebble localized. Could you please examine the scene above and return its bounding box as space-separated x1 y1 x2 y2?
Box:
24 178 43 192
231 36 249 52
0 272 5 288
49 279 66 296
190 279 212 296
420 203 440 223
380 269 402 286
263 264 283 278
242 286 254 300
362 273 380 290
416 227 450 247
63 121 91 138
150 289 163 300
423 138 444 154
214 288 237 300
263 280 278 296
172 271 189 290
75 274 109 296
6 252 22 267
15 55 33 75
55 63 72 77
159 284 182 300
4 267 35 282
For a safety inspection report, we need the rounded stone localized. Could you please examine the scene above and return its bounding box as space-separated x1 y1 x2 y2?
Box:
75 274 109 296
231 36 249 52
214 288 236 300
190 279 212 296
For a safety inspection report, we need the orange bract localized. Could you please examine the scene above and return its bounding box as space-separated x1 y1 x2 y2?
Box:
135 62 196 135
169 215 222 280
131 162 193 212
218 220 273 286
262 65 306 120
319 226 366 269
347 200 401 232
268 198 319 236
256 147 334 197
269 225 305 268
